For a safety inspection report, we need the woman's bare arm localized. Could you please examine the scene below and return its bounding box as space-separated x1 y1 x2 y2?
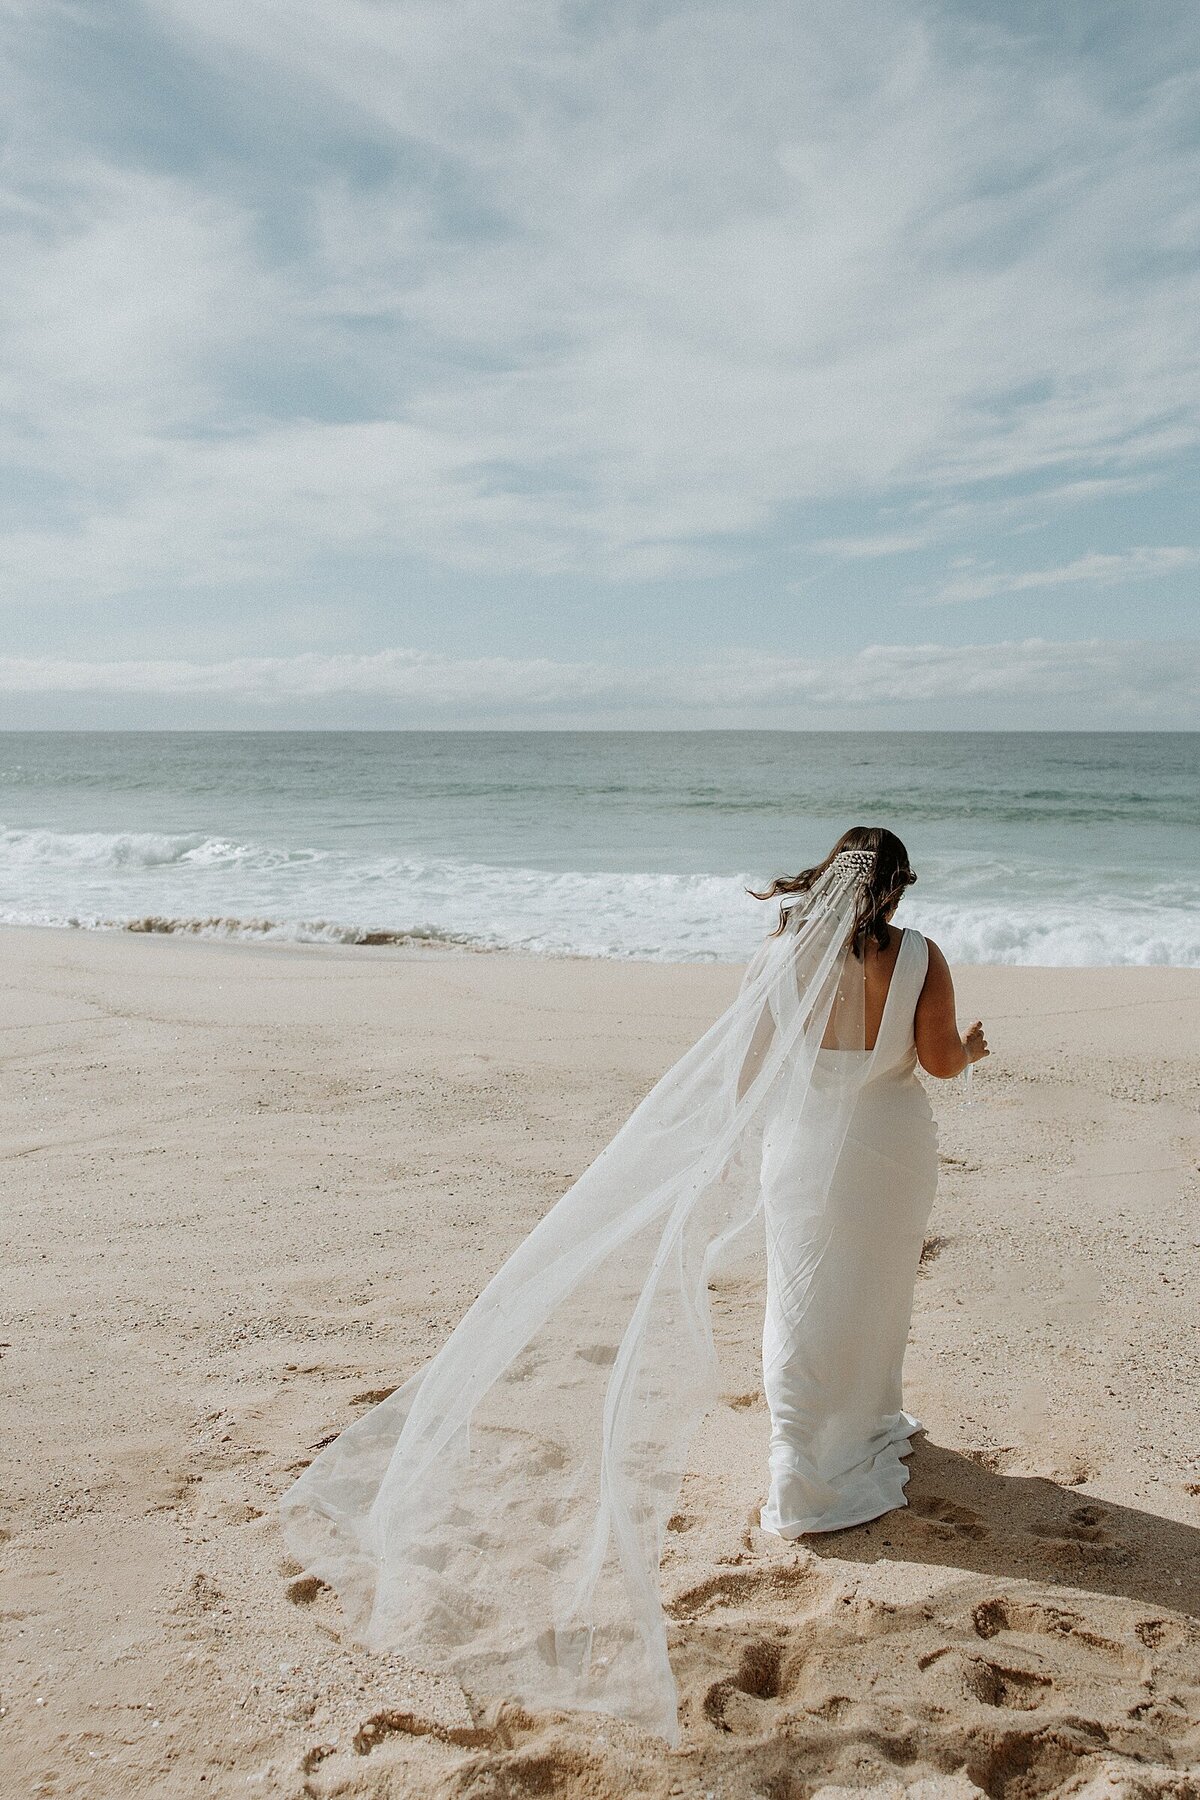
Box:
914 937 988 1078
736 999 777 1101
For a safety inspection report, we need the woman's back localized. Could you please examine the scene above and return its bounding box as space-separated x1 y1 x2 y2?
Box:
862 924 906 1047
819 925 929 1081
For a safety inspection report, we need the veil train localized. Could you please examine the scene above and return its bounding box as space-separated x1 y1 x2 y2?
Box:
280 857 873 1745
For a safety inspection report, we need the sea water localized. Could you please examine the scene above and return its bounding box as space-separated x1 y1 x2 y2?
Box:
0 731 1196 964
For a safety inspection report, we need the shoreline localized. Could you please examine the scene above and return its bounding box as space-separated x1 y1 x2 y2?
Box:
6 914 1200 978
4 925 1198 1795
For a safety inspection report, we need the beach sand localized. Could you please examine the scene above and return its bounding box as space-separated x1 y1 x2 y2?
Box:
3 925 1199 1798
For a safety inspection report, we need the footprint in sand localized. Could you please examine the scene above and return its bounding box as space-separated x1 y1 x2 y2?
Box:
974 1595 1083 1640
301 1743 338 1775
972 1596 1141 1669
285 1574 329 1606
667 1554 817 1620
960 1655 1054 1711
351 1709 493 1755
1134 1617 1188 1650
919 1644 1054 1711
702 1638 785 1732
1029 1501 1112 1545
910 1494 986 1539
1027 1506 1135 1572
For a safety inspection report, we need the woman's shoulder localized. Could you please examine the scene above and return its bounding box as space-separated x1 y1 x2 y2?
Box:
894 922 929 954
913 932 953 996
900 924 930 972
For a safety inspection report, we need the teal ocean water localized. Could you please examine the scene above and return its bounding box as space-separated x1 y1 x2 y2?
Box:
0 732 1196 964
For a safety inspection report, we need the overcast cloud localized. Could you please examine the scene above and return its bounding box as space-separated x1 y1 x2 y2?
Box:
0 1 1197 725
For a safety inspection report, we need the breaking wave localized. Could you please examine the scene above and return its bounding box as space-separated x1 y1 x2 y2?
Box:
0 826 321 871
1 811 1198 966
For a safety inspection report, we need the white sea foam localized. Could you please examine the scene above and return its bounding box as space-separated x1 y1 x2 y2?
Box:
0 826 320 870
906 900 1200 969
0 823 1196 965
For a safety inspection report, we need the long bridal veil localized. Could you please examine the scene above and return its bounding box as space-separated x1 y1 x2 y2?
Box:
280 857 874 1746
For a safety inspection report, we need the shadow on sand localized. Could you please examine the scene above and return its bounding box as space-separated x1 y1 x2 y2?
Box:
806 1435 1200 1617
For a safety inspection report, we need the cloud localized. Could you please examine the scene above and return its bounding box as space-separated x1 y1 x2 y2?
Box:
810 473 1170 565
922 545 1200 605
1 1 1198 603
2 637 1194 720
810 531 936 560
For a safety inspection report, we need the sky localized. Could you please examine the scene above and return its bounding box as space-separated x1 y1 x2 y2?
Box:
1 0 1198 729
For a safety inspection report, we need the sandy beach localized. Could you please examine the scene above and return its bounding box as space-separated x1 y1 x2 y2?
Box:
3 924 1199 1798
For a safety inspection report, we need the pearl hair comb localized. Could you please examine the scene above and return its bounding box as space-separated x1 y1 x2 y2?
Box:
830 849 875 877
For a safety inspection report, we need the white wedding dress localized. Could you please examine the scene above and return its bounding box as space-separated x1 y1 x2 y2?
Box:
760 926 936 1536
280 864 938 1746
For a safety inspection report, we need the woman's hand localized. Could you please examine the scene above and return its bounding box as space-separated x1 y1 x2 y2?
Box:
962 1020 989 1065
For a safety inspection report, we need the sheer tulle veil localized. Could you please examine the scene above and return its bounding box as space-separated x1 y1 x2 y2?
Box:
279 856 876 1745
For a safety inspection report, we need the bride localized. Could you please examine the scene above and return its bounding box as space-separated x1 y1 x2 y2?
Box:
280 826 989 1746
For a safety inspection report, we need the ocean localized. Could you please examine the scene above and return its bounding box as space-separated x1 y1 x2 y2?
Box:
0 731 1196 965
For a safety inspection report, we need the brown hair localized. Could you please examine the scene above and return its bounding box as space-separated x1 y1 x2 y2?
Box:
748 825 916 958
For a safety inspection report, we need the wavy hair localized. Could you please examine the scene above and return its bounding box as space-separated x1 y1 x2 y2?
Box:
748 825 916 958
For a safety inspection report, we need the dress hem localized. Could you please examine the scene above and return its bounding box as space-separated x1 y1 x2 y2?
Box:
759 1413 923 1540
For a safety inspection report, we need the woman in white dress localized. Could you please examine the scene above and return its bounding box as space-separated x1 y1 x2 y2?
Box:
750 828 988 1539
280 825 988 1746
